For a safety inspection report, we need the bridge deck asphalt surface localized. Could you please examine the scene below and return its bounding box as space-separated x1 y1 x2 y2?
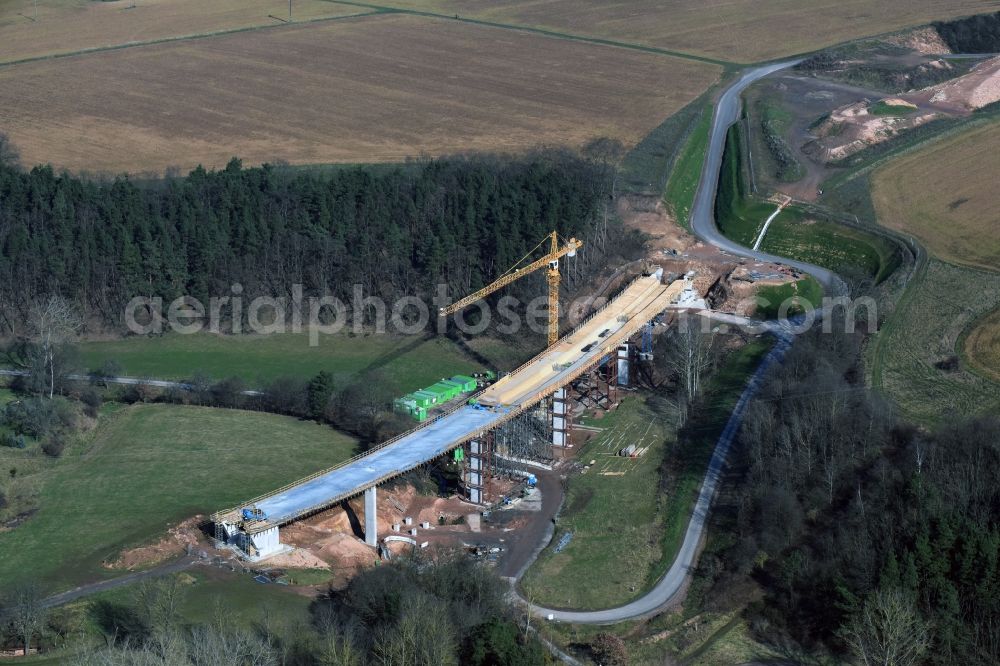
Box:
240 274 681 526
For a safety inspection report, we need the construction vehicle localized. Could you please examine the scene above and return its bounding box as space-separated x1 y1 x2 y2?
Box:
241 507 267 522
439 231 582 347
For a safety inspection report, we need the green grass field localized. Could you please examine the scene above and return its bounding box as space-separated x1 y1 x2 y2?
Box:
520 395 676 609
871 258 1000 423
0 404 357 592
664 105 711 229
760 215 899 282
869 100 917 116
77 332 484 387
520 338 771 609
755 277 824 319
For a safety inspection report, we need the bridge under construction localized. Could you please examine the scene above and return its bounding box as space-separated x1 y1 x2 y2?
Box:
213 270 687 559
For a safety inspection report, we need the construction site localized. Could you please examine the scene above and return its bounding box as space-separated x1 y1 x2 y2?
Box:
211 230 709 568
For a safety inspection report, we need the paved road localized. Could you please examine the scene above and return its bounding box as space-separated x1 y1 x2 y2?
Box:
35 557 198 610
0 369 265 396
522 62 839 624
689 62 847 297
526 332 792 623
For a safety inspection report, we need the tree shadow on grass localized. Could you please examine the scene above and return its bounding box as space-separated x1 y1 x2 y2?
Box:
89 599 149 646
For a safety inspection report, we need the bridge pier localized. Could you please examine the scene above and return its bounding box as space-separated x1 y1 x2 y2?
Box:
552 388 568 447
466 439 485 504
364 486 378 546
617 342 630 386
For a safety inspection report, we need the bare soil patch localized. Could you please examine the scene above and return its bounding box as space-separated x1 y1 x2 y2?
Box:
912 55 1000 111
884 26 953 55
106 515 204 570
0 13 719 174
807 99 939 163
617 194 798 315
264 482 487 586
745 57 1000 200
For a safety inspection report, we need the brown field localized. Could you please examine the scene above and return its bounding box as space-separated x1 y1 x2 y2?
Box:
872 121 1000 272
373 0 1000 62
0 13 720 174
964 308 1000 382
0 0 363 64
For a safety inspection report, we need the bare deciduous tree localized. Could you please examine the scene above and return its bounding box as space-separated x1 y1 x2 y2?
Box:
841 589 930 666
591 631 629 665
8 582 47 658
0 132 19 167
29 296 82 399
134 578 185 636
317 628 363 666
662 314 715 405
372 595 457 666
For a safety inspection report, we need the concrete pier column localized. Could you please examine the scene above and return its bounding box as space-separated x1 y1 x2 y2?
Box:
552 388 568 447
364 486 378 546
616 343 630 386
466 440 484 504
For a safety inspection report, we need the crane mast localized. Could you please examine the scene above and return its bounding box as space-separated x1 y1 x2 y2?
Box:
438 231 582 346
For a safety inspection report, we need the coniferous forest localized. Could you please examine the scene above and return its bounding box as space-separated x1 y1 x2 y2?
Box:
0 150 626 332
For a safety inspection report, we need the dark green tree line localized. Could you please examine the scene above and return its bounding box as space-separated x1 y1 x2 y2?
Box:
0 150 625 332
697 324 1000 665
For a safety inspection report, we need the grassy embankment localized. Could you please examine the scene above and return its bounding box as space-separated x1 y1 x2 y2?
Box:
76 332 485 388
520 337 771 610
662 104 712 230
0 404 357 592
755 278 824 319
717 124 899 282
750 99 805 183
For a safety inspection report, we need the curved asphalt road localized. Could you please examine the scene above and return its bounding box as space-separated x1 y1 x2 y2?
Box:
526 333 791 623
690 62 847 296
524 62 841 623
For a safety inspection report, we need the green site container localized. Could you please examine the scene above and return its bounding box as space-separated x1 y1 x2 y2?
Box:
425 382 458 402
411 391 437 407
453 448 465 462
441 379 464 394
413 407 428 421
450 375 477 392
485 370 497 381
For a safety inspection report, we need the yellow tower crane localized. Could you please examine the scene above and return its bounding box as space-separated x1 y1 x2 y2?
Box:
438 231 583 346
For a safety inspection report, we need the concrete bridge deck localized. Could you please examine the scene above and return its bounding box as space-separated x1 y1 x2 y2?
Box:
214 272 683 538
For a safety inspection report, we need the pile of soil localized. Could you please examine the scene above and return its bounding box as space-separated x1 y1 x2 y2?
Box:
919 56 1000 110
106 515 204 570
884 27 952 55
